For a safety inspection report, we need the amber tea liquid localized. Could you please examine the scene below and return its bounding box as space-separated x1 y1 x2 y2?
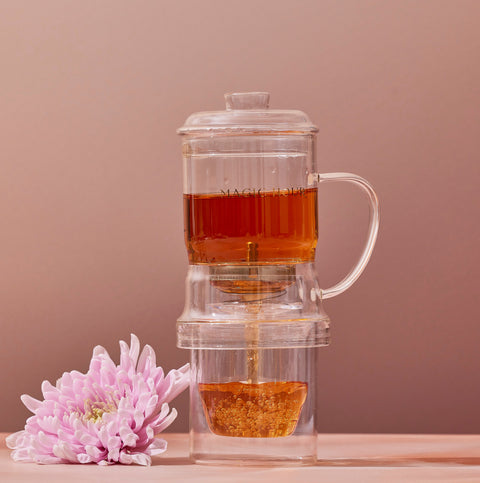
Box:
184 188 318 264
199 381 308 438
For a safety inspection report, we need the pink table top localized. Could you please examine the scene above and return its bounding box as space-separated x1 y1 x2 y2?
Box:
2 433 480 482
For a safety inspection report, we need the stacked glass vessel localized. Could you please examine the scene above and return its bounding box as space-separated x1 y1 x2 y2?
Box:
177 93 379 465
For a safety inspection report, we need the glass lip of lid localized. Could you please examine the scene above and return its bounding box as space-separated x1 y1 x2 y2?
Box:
177 92 319 135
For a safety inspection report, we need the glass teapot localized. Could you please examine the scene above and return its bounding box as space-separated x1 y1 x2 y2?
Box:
177 93 380 464
178 92 379 299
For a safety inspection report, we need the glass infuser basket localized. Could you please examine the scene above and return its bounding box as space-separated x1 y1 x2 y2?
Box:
177 92 379 465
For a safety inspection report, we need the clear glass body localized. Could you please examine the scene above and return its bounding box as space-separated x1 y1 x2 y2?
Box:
189 347 317 465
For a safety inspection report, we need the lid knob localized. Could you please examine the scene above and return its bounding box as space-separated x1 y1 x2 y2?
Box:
225 92 270 110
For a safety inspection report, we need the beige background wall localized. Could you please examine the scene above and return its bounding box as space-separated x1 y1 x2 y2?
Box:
1 0 479 433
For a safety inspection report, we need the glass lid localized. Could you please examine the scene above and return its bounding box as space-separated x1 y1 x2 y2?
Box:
177 92 318 135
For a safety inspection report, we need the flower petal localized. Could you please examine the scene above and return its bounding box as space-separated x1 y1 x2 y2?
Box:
133 409 144 430
148 438 168 456
119 451 133 464
92 345 109 358
119 424 139 447
41 380 57 399
129 334 140 368
137 344 156 373
53 441 78 462
107 436 121 451
11 448 34 462
131 452 151 466
144 395 159 418
20 395 43 413
153 407 178 434
119 341 132 372
77 453 92 464
108 447 120 462
98 426 109 449
163 365 190 403
36 454 63 464
6 430 24 449
85 445 104 460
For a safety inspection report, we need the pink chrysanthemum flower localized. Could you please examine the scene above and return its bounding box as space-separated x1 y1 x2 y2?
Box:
6 334 190 466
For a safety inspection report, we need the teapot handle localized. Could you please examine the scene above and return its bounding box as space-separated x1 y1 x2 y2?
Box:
309 172 380 299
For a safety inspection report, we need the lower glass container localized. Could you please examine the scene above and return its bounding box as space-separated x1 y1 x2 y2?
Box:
177 263 329 465
188 346 318 465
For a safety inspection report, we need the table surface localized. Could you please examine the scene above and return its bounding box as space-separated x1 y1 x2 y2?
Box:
2 433 480 482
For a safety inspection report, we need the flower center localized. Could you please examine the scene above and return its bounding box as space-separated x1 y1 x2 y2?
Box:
83 399 117 423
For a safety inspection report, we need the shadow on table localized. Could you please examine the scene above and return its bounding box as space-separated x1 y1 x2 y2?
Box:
152 457 193 466
316 457 480 467
152 456 480 467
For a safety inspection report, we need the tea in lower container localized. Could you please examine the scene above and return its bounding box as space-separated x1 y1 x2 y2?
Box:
199 381 308 438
